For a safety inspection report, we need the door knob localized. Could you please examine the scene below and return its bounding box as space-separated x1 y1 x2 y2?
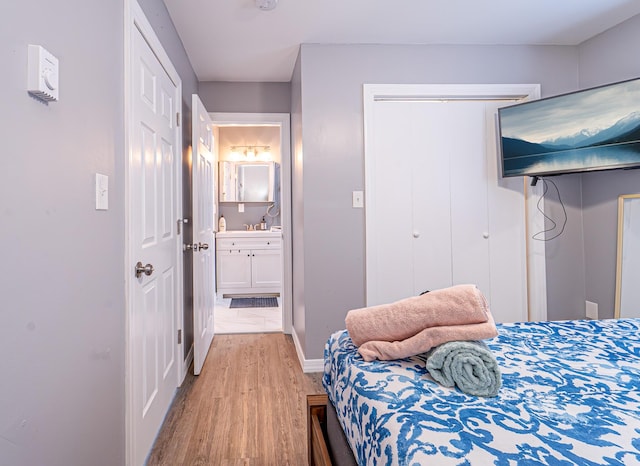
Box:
135 262 154 278
199 242 209 251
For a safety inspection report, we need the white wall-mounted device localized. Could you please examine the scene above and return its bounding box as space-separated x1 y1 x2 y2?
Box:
27 45 59 102
95 173 109 210
255 0 278 10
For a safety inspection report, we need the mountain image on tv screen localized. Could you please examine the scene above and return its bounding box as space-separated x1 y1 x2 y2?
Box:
498 78 640 177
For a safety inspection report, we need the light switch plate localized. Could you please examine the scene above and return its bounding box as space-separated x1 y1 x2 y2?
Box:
238 203 245 213
352 191 364 208
96 173 108 210
585 300 598 320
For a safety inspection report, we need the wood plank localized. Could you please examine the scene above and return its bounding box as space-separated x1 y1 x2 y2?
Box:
307 394 331 466
147 333 325 465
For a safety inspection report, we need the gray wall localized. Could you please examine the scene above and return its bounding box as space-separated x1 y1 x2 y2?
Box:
0 1 125 465
577 14 640 319
137 0 199 358
291 52 306 345
0 1 199 464
542 175 587 320
294 44 579 359
199 81 291 113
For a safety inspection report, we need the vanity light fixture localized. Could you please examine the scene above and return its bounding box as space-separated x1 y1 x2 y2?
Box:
230 145 271 159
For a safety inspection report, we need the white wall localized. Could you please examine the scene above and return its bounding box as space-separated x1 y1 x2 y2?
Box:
293 43 579 359
0 1 125 464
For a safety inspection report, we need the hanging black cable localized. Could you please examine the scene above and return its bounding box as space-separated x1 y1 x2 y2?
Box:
532 178 568 241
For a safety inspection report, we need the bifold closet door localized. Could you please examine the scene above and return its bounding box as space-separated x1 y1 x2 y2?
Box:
365 94 528 323
366 101 453 306
446 102 491 296
365 101 491 308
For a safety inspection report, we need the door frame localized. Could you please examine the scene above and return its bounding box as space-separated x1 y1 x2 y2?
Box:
363 83 547 322
210 112 293 334
124 1 184 464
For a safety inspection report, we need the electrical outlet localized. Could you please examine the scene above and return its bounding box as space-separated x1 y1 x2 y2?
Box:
586 301 598 320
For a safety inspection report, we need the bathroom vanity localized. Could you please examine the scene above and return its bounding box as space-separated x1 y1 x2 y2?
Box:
216 230 282 296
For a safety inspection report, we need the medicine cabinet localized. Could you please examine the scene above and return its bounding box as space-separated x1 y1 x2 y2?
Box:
219 161 278 202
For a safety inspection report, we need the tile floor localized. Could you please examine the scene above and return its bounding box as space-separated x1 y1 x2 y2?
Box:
214 295 282 334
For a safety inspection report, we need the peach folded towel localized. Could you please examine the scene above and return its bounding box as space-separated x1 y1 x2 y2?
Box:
345 284 497 361
346 284 490 346
357 312 498 361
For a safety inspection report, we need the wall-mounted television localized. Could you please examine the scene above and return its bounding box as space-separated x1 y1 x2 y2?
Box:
498 77 640 179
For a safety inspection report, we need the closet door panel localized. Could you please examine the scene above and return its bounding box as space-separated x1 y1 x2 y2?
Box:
366 102 417 305
448 102 491 299
410 103 453 294
484 103 528 322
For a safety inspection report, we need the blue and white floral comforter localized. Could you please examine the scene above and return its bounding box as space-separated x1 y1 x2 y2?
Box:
323 319 640 465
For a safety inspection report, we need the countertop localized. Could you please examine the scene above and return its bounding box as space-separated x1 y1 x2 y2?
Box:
216 229 282 238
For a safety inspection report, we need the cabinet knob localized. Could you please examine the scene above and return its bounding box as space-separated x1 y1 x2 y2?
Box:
482 232 489 239
412 231 420 238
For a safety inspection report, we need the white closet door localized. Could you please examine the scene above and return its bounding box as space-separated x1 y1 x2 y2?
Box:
446 102 491 300
366 101 452 305
367 101 417 305
365 96 527 323
409 103 453 294
483 103 528 322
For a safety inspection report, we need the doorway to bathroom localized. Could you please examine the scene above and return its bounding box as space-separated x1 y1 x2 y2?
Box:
210 113 292 335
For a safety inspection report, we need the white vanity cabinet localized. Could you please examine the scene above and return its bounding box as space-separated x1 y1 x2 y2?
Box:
216 231 281 296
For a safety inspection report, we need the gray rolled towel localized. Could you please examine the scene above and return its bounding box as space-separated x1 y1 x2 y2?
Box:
425 340 501 397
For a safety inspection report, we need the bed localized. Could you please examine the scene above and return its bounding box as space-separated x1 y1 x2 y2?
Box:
307 318 640 465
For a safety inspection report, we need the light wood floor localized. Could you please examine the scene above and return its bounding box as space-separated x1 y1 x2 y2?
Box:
147 333 324 466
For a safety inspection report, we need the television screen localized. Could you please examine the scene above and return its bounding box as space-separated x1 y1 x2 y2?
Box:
498 77 640 178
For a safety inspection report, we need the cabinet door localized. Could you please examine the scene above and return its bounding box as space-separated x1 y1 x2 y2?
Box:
251 249 281 289
217 249 252 289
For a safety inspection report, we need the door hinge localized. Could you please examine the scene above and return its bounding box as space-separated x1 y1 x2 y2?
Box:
177 217 189 235
176 112 181 127
177 329 182 344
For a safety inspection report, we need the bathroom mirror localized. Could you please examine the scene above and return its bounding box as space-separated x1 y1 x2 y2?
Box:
219 161 276 202
614 194 640 318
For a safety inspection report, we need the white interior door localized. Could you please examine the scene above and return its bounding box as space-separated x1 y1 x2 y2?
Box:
192 94 215 375
130 22 181 466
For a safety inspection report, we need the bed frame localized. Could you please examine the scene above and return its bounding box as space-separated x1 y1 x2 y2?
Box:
307 394 331 466
307 394 359 466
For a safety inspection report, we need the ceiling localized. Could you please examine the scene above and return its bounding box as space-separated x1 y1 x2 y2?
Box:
163 0 640 83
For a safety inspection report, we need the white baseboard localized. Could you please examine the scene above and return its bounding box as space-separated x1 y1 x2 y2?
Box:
291 328 324 373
